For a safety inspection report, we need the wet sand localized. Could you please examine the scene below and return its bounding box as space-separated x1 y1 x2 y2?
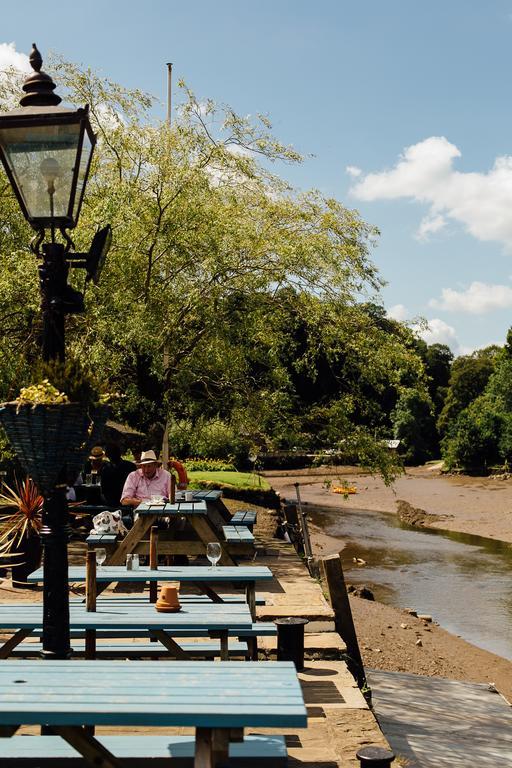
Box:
265 463 512 542
264 464 512 702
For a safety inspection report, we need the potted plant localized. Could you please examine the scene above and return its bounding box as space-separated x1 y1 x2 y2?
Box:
0 360 112 493
0 476 43 588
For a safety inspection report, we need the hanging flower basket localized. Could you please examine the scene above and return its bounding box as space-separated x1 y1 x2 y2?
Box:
0 402 110 493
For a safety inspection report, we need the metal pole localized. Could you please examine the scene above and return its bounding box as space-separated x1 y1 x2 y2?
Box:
161 61 173 466
38 241 72 659
166 62 173 127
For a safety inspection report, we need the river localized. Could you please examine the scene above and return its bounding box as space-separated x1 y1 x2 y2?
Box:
310 506 512 660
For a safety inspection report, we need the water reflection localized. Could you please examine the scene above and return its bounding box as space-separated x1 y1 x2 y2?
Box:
311 507 512 660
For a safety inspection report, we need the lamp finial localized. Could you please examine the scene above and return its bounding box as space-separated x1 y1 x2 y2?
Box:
20 43 61 108
29 43 43 73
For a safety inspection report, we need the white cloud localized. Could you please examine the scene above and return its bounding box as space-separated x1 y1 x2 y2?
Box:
350 136 512 249
0 42 29 73
430 281 512 314
387 303 409 321
416 212 446 241
346 165 362 178
418 317 459 350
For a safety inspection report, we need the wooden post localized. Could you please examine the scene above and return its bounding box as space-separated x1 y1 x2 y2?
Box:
294 483 313 563
170 473 176 504
85 551 97 660
322 552 366 688
149 525 158 603
86 551 97 611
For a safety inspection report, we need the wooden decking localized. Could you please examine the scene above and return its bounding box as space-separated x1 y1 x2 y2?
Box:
368 669 512 767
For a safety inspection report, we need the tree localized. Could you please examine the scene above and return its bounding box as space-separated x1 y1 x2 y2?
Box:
391 388 437 464
0 59 426 481
441 397 503 471
437 348 498 436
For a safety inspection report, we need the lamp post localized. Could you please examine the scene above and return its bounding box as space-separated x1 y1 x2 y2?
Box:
0 44 97 658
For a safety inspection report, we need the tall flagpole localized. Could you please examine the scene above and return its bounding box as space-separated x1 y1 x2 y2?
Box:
161 62 173 465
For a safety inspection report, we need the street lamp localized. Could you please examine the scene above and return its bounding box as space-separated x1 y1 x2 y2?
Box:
0 44 101 658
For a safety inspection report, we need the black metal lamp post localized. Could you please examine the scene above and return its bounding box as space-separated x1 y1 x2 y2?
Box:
0 44 97 658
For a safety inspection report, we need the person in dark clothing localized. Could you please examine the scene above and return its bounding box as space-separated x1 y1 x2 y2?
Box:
101 444 137 507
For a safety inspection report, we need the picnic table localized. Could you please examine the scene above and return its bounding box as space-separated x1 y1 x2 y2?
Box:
0 601 253 661
102 500 238 567
0 659 306 767
27 564 273 620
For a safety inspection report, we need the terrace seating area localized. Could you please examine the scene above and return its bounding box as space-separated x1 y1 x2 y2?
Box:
0 491 309 767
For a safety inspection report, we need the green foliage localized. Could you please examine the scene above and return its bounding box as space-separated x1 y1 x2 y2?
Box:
16 359 110 408
437 349 497 436
440 342 512 471
168 418 251 463
392 388 437 465
187 470 270 491
0 58 434 480
184 458 237 472
441 397 503 471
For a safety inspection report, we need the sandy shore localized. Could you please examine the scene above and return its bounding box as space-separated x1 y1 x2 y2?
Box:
264 463 512 542
264 464 512 702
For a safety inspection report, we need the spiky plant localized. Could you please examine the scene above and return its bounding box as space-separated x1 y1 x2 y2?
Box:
0 477 43 556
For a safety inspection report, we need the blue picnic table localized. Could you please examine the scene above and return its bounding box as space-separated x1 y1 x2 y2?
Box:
103 499 238 567
0 659 306 767
0 601 253 661
27 564 273 619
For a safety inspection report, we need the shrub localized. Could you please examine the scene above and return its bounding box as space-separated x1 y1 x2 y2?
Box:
442 398 503 471
184 458 237 472
168 417 252 465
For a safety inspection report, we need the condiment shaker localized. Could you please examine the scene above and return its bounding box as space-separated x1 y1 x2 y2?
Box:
126 554 133 570
132 553 140 570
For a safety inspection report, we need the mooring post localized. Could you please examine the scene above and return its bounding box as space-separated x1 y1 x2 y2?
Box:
356 746 395 767
294 482 314 571
322 552 367 689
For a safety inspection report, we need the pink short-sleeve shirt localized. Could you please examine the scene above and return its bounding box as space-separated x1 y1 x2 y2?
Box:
121 467 172 505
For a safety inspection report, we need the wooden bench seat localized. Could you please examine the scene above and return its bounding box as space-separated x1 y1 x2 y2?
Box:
86 533 118 547
222 525 255 544
11 639 250 659
38 622 278 639
230 510 257 531
69 595 266 606
1 733 287 766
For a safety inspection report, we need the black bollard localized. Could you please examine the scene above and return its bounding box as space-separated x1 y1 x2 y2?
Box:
356 745 395 768
275 617 308 670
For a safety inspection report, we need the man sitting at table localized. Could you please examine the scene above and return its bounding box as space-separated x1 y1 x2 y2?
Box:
120 450 172 508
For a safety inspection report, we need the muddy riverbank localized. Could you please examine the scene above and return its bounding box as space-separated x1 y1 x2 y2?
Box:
264 463 512 543
264 465 512 702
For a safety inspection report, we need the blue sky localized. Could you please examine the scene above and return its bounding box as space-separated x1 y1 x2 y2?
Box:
3 1 512 354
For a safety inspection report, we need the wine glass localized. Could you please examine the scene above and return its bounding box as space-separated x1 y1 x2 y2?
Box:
96 548 107 570
206 542 221 569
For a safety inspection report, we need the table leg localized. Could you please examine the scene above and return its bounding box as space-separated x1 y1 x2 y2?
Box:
209 630 229 661
247 636 258 661
195 727 230 768
191 581 224 603
244 582 256 620
53 725 124 768
219 632 229 661
189 515 236 566
149 629 190 659
85 629 96 659
0 628 33 659
106 514 156 567
149 526 158 603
